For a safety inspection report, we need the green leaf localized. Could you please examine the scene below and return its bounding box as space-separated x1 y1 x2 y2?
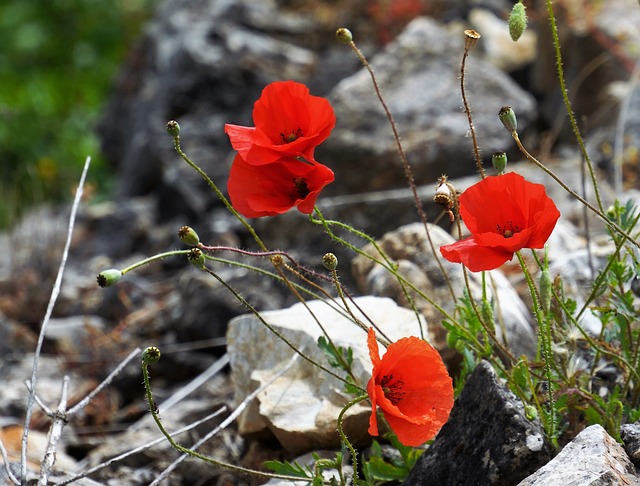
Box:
264 459 312 479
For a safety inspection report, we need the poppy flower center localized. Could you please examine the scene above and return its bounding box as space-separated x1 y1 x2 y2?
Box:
379 373 405 405
293 177 310 199
280 128 303 144
496 221 520 239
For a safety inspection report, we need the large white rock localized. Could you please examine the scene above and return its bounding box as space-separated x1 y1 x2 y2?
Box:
226 296 429 453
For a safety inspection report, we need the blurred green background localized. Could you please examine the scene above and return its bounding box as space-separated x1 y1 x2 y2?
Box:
0 0 155 228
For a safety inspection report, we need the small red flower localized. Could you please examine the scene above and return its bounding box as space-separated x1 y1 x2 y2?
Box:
367 328 454 447
227 154 334 218
440 172 560 272
225 81 336 166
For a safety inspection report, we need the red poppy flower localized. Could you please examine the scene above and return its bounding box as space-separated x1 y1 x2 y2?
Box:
367 328 454 447
225 81 336 166
227 154 334 218
440 172 560 272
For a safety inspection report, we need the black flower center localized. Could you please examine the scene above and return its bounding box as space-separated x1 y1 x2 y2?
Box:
379 373 405 405
280 127 303 143
496 221 520 238
293 177 310 199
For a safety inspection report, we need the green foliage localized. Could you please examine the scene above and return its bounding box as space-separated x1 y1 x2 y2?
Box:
361 436 424 484
0 0 154 227
264 459 313 480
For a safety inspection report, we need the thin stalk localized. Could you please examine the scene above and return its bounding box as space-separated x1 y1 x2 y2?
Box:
460 30 485 179
337 394 369 485
344 38 456 301
545 0 604 213
516 251 557 443
512 132 640 252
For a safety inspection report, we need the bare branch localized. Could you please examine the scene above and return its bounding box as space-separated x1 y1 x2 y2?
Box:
21 156 91 485
38 376 70 486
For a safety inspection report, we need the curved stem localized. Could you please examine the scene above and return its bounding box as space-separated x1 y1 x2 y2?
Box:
512 132 640 251
337 394 369 484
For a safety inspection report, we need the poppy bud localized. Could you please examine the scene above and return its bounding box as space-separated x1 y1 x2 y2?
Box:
464 29 481 51
492 151 508 174
336 28 353 44
177 225 200 247
509 1 528 42
96 269 122 288
187 248 206 269
322 252 338 271
166 120 180 137
539 267 552 314
498 106 518 134
142 346 161 365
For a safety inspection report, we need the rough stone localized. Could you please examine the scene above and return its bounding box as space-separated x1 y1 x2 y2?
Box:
621 422 640 468
226 296 429 454
404 361 552 486
518 424 640 486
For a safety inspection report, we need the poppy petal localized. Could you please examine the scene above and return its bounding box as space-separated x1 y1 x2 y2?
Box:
440 237 515 272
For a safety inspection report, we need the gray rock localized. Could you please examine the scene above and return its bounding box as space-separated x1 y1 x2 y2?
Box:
226 296 429 454
404 361 551 486
621 422 640 468
321 16 536 193
351 222 537 360
518 424 640 486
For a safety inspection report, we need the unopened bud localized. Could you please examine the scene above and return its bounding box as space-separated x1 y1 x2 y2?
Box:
336 28 353 44
539 268 552 314
187 248 205 269
178 226 200 247
166 120 180 137
271 255 284 267
509 2 528 42
142 346 161 365
464 29 481 50
498 106 517 134
323 253 338 271
524 404 538 421
97 269 122 288
492 151 508 174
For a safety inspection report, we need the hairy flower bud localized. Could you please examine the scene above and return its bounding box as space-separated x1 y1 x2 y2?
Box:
96 269 122 288
187 248 205 269
509 1 528 42
492 151 508 174
336 28 353 44
166 120 180 137
177 225 200 247
142 346 161 365
323 252 338 271
498 106 517 134
539 267 552 314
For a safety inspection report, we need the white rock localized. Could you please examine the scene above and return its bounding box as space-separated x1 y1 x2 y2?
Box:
517 424 640 485
226 296 428 453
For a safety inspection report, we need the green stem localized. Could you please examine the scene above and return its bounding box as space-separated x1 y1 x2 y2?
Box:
545 0 603 213
171 134 268 252
516 251 557 443
512 132 640 252
337 394 369 485
120 250 191 275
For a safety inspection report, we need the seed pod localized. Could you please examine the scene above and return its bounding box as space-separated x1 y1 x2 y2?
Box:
96 269 122 288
